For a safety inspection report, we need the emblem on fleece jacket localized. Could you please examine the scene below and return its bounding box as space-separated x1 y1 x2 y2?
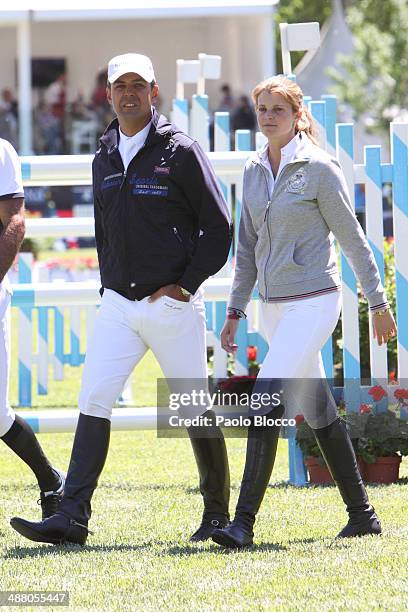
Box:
285 167 307 194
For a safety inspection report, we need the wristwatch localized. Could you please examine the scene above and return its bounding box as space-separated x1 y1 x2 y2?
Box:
373 307 390 317
179 286 192 298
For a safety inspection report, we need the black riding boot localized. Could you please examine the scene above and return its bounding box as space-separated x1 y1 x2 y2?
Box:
212 404 284 549
188 411 230 541
10 414 111 545
1 415 65 518
313 417 381 538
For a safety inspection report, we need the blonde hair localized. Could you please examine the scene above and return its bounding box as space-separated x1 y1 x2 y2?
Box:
252 76 319 146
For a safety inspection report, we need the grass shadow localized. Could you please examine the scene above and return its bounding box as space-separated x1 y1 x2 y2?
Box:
266 480 312 490
101 482 185 492
2 541 164 559
4 539 290 559
166 541 287 556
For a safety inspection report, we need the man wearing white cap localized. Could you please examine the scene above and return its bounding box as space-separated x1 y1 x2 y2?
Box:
11 54 232 546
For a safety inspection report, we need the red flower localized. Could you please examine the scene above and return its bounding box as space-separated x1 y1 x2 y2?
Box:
368 385 387 402
394 388 408 400
359 403 371 414
247 346 257 362
294 414 305 425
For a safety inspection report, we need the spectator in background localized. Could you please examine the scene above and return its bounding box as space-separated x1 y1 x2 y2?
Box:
91 69 113 139
44 73 66 152
210 84 236 150
0 89 18 149
232 95 256 132
217 84 235 113
70 91 93 121
44 73 66 121
34 102 63 154
91 69 109 110
1 89 18 120
231 95 257 149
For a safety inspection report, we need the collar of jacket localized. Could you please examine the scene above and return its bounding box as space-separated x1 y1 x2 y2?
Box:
250 132 315 168
99 108 175 155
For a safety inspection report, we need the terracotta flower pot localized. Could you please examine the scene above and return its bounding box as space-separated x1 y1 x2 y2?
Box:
305 457 367 485
304 456 333 484
364 455 402 484
357 457 366 480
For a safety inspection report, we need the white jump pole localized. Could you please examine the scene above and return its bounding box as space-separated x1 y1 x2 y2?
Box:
17 407 159 434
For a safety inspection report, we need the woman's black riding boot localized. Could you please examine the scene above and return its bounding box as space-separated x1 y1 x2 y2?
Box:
10 413 111 546
313 417 381 538
212 403 284 549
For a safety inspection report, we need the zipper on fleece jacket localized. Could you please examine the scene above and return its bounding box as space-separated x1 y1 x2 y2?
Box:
254 159 305 300
256 162 273 301
113 139 157 287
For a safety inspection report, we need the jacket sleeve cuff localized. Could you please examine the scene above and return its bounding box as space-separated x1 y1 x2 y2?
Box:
370 301 389 312
365 289 388 310
227 295 251 314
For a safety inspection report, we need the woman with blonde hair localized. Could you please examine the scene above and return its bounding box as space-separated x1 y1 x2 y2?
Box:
211 76 396 549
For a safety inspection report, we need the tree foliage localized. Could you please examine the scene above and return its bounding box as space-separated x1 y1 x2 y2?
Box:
329 0 408 133
274 0 333 73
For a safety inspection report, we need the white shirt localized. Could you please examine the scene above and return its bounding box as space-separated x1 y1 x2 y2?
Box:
118 121 152 171
259 132 305 195
0 138 24 293
0 138 24 199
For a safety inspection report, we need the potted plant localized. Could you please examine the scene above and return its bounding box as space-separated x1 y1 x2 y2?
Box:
346 404 408 484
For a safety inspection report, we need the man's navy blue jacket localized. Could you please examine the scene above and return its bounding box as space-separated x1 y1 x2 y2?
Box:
92 109 232 296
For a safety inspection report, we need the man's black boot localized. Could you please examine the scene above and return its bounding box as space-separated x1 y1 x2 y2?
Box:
38 468 66 519
313 417 382 538
212 403 284 549
10 413 111 545
188 413 230 541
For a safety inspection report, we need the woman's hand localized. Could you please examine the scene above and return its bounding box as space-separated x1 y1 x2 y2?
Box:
221 318 239 353
372 309 397 346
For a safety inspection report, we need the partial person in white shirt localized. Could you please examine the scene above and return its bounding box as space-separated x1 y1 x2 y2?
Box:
0 138 65 519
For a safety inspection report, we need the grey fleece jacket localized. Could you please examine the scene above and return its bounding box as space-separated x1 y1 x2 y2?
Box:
228 135 387 313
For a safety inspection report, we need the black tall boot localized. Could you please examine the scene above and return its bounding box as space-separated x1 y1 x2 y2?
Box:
212 404 284 549
1 415 65 518
10 413 111 546
1 415 61 490
313 417 381 538
188 411 230 541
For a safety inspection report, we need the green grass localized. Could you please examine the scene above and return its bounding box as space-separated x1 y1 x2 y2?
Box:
1 432 407 610
6 252 408 609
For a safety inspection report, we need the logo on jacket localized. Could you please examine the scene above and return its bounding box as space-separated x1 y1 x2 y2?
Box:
130 176 169 197
285 167 307 194
101 173 123 190
154 166 170 175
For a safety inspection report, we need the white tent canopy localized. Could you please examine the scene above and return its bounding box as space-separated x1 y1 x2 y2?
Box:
1 1 278 153
1 1 278 22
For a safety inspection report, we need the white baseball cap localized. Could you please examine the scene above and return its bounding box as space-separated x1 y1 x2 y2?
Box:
107 53 156 84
